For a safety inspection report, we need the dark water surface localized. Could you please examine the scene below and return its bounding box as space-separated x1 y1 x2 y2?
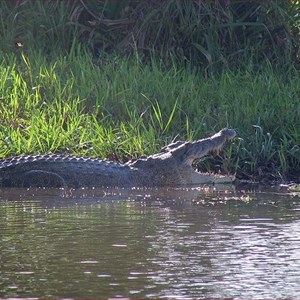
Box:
1 185 300 298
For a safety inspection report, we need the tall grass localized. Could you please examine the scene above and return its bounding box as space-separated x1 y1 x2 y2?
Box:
0 1 299 72
0 1 77 54
0 47 299 180
70 1 300 70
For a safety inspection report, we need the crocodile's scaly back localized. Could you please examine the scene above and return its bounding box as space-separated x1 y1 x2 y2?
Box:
0 154 134 188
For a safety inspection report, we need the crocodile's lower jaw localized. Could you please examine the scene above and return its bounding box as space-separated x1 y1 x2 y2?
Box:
189 171 235 185
210 173 236 183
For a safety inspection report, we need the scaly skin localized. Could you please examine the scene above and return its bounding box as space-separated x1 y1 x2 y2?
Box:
0 128 236 188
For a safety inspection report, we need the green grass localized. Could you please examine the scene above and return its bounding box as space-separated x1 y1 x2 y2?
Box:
0 46 299 181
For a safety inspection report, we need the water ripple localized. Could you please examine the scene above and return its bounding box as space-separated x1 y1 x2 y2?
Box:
1 186 300 298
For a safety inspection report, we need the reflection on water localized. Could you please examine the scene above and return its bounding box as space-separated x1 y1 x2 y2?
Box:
0 185 300 298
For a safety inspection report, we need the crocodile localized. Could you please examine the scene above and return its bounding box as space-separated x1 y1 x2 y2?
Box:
0 128 236 188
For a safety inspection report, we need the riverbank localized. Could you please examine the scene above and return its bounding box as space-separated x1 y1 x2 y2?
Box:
0 48 299 182
0 1 299 182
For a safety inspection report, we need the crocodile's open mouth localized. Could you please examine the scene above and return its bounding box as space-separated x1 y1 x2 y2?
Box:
193 151 235 182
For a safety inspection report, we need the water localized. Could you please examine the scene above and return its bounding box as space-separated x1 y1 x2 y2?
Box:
1 185 300 298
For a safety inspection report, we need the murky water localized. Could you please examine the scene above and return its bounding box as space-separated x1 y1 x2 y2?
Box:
1 184 300 298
